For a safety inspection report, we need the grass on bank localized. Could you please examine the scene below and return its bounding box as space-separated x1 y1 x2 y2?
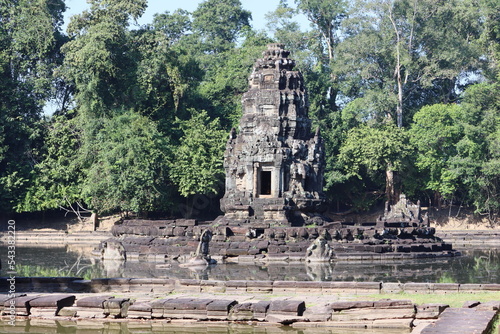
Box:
359 291 500 307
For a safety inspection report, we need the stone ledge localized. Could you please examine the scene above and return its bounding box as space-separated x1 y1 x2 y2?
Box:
4 277 500 295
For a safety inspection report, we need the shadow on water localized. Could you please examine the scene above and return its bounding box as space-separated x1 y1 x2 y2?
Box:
0 319 411 334
0 246 498 283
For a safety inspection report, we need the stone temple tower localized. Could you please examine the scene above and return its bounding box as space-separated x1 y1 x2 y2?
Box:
219 44 326 226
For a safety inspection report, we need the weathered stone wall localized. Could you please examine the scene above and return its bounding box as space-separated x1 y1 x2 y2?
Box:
108 219 457 262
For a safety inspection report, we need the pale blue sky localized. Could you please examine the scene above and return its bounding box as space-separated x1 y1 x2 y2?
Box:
63 0 310 32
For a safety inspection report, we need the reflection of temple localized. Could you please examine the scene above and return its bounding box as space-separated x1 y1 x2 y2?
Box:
219 44 326 226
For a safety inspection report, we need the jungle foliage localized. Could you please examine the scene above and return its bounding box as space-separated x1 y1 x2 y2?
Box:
1 0 498 223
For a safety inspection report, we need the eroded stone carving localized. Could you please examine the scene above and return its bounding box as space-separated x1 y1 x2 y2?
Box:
180 229 214 268
219 44 326 226
377 194 430 228
306 233 334 262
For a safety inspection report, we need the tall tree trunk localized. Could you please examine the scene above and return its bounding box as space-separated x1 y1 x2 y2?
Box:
385 167 401 204
387 2 404 128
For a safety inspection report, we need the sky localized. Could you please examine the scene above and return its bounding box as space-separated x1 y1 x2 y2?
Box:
63 0 309 32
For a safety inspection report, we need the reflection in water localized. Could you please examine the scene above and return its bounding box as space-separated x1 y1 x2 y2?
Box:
306 262 335 281
0 319 410 334
101 259 125 278
0 246 498 283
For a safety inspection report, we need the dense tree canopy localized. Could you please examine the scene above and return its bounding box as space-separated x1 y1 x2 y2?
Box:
1 0 498 224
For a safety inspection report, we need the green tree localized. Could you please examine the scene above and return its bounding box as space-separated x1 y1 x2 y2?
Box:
170 110 227 217
409 83 499 222
191 0 251 54
61 0 147 117
336 0 484 127
82 111 171 215
294 0 347 113
0 0 65 213
451 83 500 222
409 104 463 202
339 124 413 205
18 113 87 217
170 110 227 197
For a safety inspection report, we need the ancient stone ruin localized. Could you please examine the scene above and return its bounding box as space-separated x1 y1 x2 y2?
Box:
218 43 326 226
98 44 459 264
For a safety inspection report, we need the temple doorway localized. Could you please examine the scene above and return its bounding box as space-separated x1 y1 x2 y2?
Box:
259 170 272 196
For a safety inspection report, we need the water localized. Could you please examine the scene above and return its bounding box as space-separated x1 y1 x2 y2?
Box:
1 245 499 283
0 319 410 333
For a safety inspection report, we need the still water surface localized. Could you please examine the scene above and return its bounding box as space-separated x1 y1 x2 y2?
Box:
0 319 410 334
0 246 498 283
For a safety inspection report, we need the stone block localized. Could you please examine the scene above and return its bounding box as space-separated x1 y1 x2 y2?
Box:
103 298 130 318
206 299 237 320
200 280 226 293
176 279 201 293
76 295 113 308
459 284 483 293
416 303 448 319
266 254 289 262
372 318 414 328
475 301 500 311
67 306 106 318
229 302 254 321
268 300 305 316
331 307 415 321
320 320 375 328
430 283 459 293
329 301 374 311
355 281 382 293
206 300 238 312
256 240 269 250
177 298 213 311
253 300 271 320
162 298 193 311
230 226 249 235
481 284 500 291
462 301 481 308
0 294 24 312
57 307 78 317
150 298 175 318
403 283 431 293
288 254 305 262
246 280 273 293
226 248 249 256
29 308 58 317
265 314 303 324
29 294 75 312
373 300 413 308
321 281 357 294
272 280 296 293
175 219 197 227
173 226 186 236
3 295 40 316
382 282 403 294
303 304 333 322
295 281 323 293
